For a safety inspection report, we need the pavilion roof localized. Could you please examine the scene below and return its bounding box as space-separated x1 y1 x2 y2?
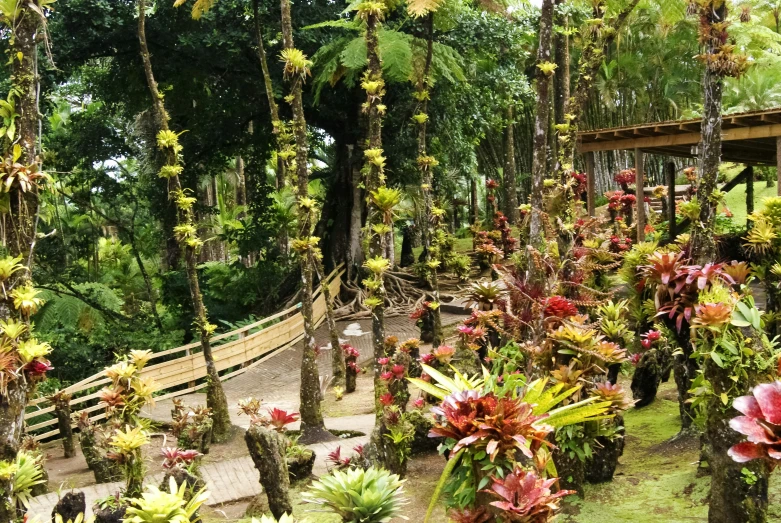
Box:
577 107 781 166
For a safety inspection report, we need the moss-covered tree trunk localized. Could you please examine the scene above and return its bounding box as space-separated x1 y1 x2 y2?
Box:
0 5 44 519
313 255 345 383
278 0 332 443
137 0 231 441
245 425 293 519
689 1 727 266
53 395 75 458
415 13 443 347
705 330 769 523
503 104 520 225
528 0 555 254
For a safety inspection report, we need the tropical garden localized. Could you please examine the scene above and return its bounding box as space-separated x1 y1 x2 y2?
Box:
1 0 781 521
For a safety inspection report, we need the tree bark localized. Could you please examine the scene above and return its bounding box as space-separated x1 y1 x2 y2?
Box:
553 4 570 130
278 0 331 443
137 0 232 441
0 5 44 519
244 425 293 520
528 0 555 252
689 3 725 265
313 255 344 383
705 330 769 523
415 13 443 343
503 104 521 224
253 0 285 190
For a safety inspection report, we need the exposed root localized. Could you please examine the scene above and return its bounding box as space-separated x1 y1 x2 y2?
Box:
334 271 453 321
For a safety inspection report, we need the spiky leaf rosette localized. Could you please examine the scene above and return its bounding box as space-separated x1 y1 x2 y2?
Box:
488 468 572 522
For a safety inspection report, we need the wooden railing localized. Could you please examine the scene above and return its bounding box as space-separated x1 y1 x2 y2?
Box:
25 266 345 441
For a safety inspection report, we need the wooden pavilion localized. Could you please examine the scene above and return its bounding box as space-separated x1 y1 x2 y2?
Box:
576 107 781 241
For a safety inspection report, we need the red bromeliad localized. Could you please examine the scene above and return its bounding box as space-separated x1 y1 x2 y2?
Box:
430 391 552 462
487 468 573 522
267 408 300 431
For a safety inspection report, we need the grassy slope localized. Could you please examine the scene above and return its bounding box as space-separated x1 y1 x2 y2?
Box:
723 183 778 225
562 380 781 523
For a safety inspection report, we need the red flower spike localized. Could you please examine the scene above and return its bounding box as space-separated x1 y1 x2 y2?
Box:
267 408 299 431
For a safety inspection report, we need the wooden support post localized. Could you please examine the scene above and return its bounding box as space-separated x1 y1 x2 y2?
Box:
777 137 781 196
667 162 676 240
746 165 754 228
586 152 596 217
635 149 645 242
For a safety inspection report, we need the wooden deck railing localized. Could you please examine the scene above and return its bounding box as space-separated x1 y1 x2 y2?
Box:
25 265 345 440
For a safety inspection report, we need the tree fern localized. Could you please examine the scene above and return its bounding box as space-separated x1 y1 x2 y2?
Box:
35 283 122 333
378 29 413 82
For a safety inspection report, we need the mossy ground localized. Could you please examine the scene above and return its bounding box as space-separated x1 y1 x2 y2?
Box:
562 380 781 523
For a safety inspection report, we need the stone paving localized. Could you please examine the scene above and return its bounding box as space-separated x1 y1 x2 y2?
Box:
27 311 467 518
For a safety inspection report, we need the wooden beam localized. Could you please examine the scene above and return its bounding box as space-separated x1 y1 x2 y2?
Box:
635 148 645 242
633 128 657 136
654 125 681 135
586 152 596 217
762 114 781 124
679 122 700 132
579 124 781 153
728 116 752 127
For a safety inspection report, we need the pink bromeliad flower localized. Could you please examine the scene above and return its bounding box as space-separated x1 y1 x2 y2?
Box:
728 381 781 466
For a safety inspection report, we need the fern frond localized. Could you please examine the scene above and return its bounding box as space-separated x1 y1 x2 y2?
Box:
407 0 445 17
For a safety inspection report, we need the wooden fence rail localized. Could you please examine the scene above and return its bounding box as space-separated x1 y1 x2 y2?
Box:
25 266 345 441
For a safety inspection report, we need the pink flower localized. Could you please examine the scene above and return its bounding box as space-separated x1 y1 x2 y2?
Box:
392 364 406 380
381 371 393 381
380 393 394 406
421 373 431 382
457 325 475 336
630 353 641 366
378 357 390 366
644 330 662 342
413 398 425 409
641 339 652 350
729 381 781 466
421 353 435 365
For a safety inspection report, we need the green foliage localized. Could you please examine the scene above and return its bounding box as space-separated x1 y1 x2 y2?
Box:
124 476 209 523
12 451 44 509
302 466 406 523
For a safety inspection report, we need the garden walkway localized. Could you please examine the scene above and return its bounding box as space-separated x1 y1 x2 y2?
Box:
27 311 468 519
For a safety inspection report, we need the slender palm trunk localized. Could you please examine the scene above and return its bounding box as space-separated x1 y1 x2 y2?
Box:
137 0 232 441
313 255 345 382
503 104 520 224
416 14 443 347
278 0 332 443
528 0 555 253
253 0 286 191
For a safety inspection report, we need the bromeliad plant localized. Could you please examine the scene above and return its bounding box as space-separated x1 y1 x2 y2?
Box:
302 466 406 523
123 476 209 523
90 350 158 496
409 365 611 520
